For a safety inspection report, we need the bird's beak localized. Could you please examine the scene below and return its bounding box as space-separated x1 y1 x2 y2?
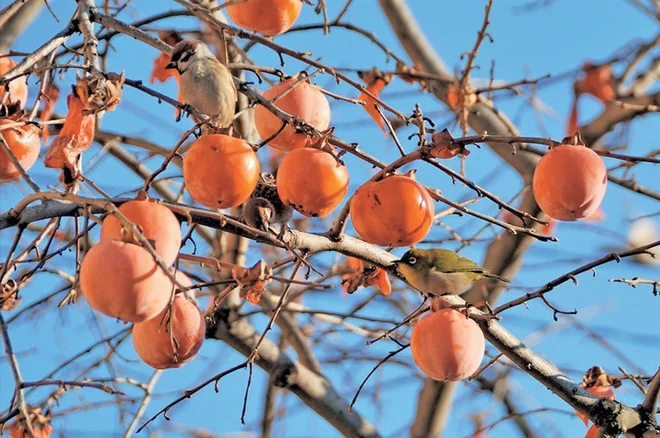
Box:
165 61 177 70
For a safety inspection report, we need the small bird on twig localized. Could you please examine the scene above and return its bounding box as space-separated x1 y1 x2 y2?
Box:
242 173 293 239
166 39 237 133
394 248 509 298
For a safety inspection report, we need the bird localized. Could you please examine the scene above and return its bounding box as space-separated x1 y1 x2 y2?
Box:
394 248 509 297
166 39 237 131
242 173 293 238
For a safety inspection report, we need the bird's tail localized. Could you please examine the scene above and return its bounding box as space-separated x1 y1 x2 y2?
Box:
485 272 510 283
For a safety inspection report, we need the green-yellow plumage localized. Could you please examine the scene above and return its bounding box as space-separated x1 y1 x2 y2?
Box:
395 248 509 297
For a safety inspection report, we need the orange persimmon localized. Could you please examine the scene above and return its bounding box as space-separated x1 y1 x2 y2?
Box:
255 76 331 152
0 56 28 109
411 309 485 381
0 116 41 181
227 0 302 36
132 287 205 369
350 175 434 247
183 134 260 209
79 240 172 323
100 199 182 267
532 142 607 221
276 147 349 217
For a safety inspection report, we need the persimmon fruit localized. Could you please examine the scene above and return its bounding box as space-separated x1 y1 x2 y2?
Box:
226 0 302 36
350 175 434 247
0 118 41 181
0 56 28 109
183 134 260 209
80 240 172 323
410 309 485 381
255 76 331 152
532 143 607 221
101 199 182 267
276 147 349 217
132 277 205 369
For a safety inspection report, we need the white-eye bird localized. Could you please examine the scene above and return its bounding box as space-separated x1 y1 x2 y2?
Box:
394 248 509 297
166 40 237 130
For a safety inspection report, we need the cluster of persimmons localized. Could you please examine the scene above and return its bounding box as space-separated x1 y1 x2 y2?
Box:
0 1 617 435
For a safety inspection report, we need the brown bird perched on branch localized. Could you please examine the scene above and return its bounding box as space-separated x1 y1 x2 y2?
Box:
166 39 237 132
242 173 293 238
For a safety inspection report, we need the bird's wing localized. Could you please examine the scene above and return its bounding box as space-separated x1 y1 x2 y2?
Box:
437 254 509 282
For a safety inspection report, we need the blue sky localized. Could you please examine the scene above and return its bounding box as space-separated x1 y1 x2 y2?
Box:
1 0 658 437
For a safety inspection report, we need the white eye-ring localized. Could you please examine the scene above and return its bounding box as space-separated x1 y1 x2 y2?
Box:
408 257 417 265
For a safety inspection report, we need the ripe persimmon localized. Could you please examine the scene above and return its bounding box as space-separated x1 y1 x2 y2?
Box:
0 56 28 109
132 280 205 369
101 199 182 267
0 117 41 181
410 309 485 381
183 134 260 209
227 0 302 36
532 142 607 221
80 240 172 323
276 147 349 217
254 76 331 152
350 175 434 247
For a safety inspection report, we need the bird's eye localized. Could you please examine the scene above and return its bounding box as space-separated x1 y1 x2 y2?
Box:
180 52 191 63
408 257 417 265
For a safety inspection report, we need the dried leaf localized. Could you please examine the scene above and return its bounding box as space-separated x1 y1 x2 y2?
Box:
430 128 470 159
341 257 364 294
357 68 394 136
231 260 272 304
44 88 96 181
150 52 179 85
577 367 617 425
76 72 125 114
340 257 391 296
363 267 391 295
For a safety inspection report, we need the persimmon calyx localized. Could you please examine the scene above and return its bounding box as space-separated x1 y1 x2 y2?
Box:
430 128 470 159
560 131 586 147
581 366 621 389
77 71 125 114
231 260 273 304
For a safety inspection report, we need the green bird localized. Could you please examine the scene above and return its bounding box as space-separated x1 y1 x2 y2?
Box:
394 248 509 297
